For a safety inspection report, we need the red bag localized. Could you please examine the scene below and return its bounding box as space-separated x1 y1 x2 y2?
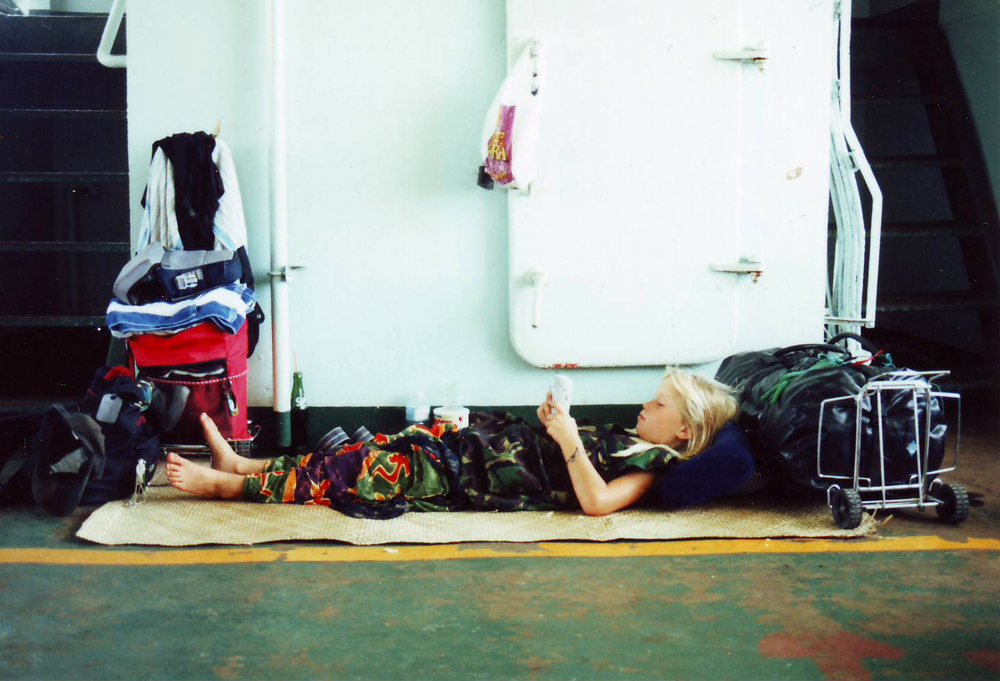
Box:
128 323 249 443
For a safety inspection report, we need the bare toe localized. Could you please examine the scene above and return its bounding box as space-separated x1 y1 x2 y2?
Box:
200 413 243 472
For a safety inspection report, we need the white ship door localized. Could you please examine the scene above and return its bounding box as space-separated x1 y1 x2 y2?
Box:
507 0 751 367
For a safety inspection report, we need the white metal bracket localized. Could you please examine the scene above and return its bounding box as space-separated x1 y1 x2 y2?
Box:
268 265 307 282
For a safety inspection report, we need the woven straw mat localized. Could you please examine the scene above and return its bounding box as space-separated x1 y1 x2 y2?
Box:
77 460 878 546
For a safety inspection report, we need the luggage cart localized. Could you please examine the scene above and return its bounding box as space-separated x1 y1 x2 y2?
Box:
131 422 261 506
161 421 261 458
817 370 968 529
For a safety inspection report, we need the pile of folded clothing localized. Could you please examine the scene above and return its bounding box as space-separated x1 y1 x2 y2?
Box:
107 131 264 444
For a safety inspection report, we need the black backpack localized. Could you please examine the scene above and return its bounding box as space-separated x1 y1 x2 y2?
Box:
72 367 165 508
2 366 173 515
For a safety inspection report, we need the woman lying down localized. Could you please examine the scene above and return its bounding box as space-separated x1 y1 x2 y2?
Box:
166 368 739 518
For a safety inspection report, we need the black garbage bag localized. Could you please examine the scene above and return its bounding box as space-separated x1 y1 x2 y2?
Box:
862 369 948 490
716 334 948 499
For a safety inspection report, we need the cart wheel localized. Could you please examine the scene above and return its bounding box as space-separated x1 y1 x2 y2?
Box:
832 488 864 529
934 482 969 524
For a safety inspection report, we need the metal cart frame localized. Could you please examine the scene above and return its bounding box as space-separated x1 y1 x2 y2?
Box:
816 370 968 528
130 423 261 506
160 421 261 458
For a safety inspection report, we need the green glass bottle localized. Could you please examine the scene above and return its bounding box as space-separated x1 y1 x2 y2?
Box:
291 371 308 448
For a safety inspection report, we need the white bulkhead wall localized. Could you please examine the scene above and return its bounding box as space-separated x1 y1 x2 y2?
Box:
127 0 831 409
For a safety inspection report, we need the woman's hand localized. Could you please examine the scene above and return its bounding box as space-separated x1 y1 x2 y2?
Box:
538 395 580 452
536 391 554 425
537 391 657 515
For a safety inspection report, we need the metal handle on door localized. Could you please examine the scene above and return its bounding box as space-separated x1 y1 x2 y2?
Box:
530 268 548 328
710 257 765 282
713 44 768 71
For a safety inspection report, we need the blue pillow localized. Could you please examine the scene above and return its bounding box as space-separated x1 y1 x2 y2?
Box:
656 422 755 508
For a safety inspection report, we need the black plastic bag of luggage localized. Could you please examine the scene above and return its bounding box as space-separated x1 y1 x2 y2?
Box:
861 369 948 491
715 333 948 499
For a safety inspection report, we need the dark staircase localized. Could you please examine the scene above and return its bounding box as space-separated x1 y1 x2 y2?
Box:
847 1 1000 416
0 10 128 410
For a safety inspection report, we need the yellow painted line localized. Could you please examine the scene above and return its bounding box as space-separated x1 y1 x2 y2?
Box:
0 536 996 566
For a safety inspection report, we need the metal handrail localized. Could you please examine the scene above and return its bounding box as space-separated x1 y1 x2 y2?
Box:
826 0 883 333
96 0 126 68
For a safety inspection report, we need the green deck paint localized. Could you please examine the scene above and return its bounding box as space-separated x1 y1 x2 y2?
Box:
0 552 997 680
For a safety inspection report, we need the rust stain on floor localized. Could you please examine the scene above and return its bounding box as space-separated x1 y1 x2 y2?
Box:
965 648 1000 675
737 561 905 680
758 630 904 681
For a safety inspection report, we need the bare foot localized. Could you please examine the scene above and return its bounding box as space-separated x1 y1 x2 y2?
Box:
165 452 245 499
200 413 265 474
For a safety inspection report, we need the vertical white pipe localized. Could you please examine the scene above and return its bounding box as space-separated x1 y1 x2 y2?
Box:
269 0 292 444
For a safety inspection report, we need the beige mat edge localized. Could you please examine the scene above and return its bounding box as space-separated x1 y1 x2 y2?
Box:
77 482 878 547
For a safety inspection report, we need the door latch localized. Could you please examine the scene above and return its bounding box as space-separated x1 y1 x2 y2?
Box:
710 257 765 282
713 44 768 71
530 268 548 328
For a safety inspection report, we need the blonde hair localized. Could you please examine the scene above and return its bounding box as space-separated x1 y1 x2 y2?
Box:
662 367 739 459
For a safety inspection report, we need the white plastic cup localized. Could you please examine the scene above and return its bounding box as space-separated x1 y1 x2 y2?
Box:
433 406 470 430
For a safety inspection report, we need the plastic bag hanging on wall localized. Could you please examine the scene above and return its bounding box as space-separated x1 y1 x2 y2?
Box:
479 41 543 192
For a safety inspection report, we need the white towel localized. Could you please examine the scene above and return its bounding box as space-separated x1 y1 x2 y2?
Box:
137 147 181 251
135 137 247 253
210 139 248 252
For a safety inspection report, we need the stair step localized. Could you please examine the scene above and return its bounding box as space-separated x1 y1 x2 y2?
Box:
0 241 129 253
828 222 986 239
0 315 106 328
852 94 948 106
870 155 965 169
862 325 994 364
829 221 985 238
1 108 125 120
851 2 940 30
850 20 933 31
0 182 131 244
0 60 126 110
2 117 128 173
0 14 125 54
881 223 985 239
877 292 999 313
0 172 128 183
944 378 998 392
933 365 1000 392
